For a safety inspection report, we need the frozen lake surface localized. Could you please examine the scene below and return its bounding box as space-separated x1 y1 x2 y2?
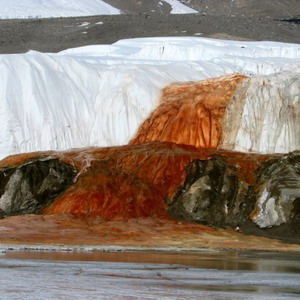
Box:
0 250 300 299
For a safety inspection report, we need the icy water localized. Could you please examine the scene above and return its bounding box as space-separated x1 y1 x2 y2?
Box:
0 250 300 299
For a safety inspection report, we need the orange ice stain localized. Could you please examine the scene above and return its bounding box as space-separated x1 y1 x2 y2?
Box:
41 143 272 220
131 74 247 149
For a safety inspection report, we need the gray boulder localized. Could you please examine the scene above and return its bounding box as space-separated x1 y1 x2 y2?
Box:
0 156 76 218
167 156 249 227
251 151 300 228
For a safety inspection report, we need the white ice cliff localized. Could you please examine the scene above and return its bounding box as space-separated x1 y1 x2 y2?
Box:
221 67 300 153
0 0 120 19
0 37 300 159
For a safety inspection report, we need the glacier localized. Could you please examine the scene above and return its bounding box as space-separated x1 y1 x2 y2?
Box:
0 37 300 159
0 0 120 19
221 68 300 153
0 0 197 19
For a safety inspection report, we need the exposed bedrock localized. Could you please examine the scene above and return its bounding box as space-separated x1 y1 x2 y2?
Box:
167 150 300 235
1 143 300 242
250 151 300 228
167 156 250 227
0 157 77 218
2 143 265 220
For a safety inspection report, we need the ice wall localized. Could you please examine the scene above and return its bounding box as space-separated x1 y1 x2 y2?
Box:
0 52 213 159
0 37 300 159
131 74 247 148
221 68 300 153
0 0 120 19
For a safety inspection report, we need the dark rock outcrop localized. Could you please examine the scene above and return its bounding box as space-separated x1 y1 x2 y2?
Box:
167 156 249 227
250 151 300 228
167 150 300 234
1 143 300 243
0 157 77 218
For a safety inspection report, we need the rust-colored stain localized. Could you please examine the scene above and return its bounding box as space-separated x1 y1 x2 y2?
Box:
0 214 299 252
0 143 273 220
130 74 247 149
44 143 202 219
33 142 271 219
0 74 293 251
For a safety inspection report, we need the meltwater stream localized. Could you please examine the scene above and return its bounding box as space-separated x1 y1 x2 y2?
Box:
0 250 300 299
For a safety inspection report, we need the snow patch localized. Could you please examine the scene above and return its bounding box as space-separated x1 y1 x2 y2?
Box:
0 0 120 19
162 0 198 14
77 22 90 27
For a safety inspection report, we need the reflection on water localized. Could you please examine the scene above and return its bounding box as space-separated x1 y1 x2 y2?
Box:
3 250 300 273
1 250 300 299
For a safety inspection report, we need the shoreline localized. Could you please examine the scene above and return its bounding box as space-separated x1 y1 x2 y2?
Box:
0 244 220 254
0 214 300 254
1 244 300 255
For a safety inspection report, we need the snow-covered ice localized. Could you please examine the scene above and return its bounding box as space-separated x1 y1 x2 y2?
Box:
0 0 120 19
161 0 198 14
0 37 300 159
0 0 197 19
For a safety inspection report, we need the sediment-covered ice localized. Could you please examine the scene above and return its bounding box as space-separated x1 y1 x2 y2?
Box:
0 37 300 159
221 68 300 153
